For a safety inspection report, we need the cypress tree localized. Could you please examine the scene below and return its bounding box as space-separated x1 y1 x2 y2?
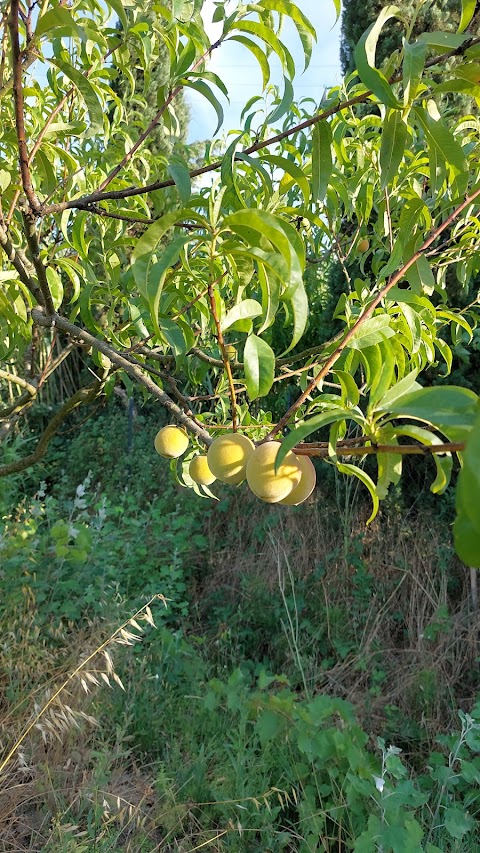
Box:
340 0 469 75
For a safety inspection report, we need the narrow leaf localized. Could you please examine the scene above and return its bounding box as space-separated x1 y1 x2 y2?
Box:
380 110 408 188
244 334 275 398
311 120 332 202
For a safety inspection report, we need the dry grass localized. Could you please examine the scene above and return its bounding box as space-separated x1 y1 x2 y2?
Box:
202 485 480 738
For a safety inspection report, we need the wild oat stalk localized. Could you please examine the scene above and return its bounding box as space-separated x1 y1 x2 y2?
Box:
0 593 166 776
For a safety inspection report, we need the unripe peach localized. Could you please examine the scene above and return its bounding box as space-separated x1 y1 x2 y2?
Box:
154 425 189 458
207 433 254 485
246 441 302 503
189 454 216 486
278 454 316 505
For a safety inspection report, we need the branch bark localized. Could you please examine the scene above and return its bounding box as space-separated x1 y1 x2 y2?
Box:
0 382 101 477
293 441 465 458
8 0 41 213
31 308 213 445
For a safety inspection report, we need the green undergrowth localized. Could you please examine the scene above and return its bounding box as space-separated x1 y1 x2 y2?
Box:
1 399 479 850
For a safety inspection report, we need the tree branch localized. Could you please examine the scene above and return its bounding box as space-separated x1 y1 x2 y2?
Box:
96 38 223 194
0 367 37 395
0 382 101 477
22 211 55 313
8 0 41 213
294 441 465 458
267 183 480 438
31 308 213 445
208 277 237 431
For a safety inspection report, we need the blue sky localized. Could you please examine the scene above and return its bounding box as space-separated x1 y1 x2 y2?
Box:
186 0 342 142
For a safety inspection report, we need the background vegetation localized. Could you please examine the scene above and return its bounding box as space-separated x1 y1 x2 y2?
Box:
1 396 479 851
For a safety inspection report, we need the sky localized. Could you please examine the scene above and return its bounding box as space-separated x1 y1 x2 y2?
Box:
186 0 342 143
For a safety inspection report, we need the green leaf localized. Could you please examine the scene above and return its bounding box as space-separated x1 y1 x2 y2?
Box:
417 31 470 53
224 209 303 285
333 370 360 407
454 403 480 566
166 156 191 203
234 21 295 78
220 299 262 332
444 807 474 840
459 0 477 32
354 6 401 109
256 0 316 70
374 370 420 410
377 441 402 499
283 278 309 354
49 58 104 137
277 408 366 465
337 462 379 524
130 208 194 288
414 107 466 172
229 35 270 89
378 386 478 429
46 267 64 311
393 424 453 494
311 120 332 203
262 153 310 205
454 512 480 567
348 315 395 350
268 76 295 124
36 6 85 39
243 334 275 398
181 79 224 135
380 110 408 188
403 40 427 107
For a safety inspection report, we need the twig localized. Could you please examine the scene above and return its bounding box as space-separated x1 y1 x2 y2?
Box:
172 285 210 320
0 367 37 395
31 308 213 445
267 183 480 438
119 351 204 427
8 0 41 213
97 38 223 193
207 277 237 431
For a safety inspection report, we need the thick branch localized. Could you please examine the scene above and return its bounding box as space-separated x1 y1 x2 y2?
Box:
8 0 41 212
0 382 101 477
22 211 54 313
268 184 480 438
40 37 480 217
31 308 212 445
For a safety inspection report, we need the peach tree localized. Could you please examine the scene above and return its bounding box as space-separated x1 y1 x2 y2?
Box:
0 0 479 563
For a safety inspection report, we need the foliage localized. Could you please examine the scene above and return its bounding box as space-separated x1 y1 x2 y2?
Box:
340 0 474 75
1 0 480 565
